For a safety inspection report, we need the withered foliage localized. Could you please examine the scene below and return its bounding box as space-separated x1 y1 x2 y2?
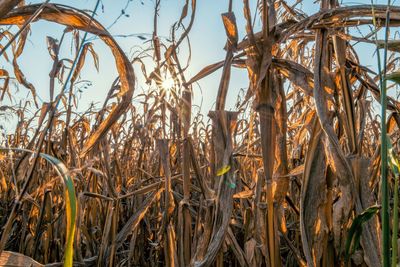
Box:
0 1 400 266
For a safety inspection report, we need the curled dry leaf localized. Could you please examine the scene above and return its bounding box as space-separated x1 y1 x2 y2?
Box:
0 3 135 155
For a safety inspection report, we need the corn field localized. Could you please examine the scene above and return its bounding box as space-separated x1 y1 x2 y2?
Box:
1 0 400 266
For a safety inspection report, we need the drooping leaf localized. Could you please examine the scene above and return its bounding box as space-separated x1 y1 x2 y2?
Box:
386 71 400 85
39 153 76 267
0 148 76 267
0 3 136 156
345 205 380 263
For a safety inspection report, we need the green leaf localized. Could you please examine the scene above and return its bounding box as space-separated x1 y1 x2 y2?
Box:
387 135 400 176
40 154 76 267
0 148 77 267
386 71 400 85
216 165 231 176
225 180 236 189
345 205 380 263
387 136 400 267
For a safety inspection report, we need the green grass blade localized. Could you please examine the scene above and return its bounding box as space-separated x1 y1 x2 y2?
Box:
370 2 392 265
0 148 77 267
39 154 76 267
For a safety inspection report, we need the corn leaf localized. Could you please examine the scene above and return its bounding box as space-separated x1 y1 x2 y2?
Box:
345 205 380 263
0 148 76 267
386 72 400 85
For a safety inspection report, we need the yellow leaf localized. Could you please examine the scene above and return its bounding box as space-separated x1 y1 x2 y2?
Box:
216 165 231 176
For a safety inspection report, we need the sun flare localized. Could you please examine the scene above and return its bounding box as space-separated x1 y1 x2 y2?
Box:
161 77 175 90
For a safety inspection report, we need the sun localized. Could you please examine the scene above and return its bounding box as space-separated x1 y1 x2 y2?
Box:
161 76 175 90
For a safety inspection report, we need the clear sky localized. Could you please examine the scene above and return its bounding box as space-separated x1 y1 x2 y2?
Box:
0 0 398 133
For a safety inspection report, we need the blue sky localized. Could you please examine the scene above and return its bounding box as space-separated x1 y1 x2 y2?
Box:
0 0 398 132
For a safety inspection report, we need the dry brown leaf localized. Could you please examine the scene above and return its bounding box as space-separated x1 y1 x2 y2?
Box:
0 3 136 155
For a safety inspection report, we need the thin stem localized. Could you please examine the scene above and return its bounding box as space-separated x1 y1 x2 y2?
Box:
382 2 391 266
392 172 399 267
371 0 392 266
